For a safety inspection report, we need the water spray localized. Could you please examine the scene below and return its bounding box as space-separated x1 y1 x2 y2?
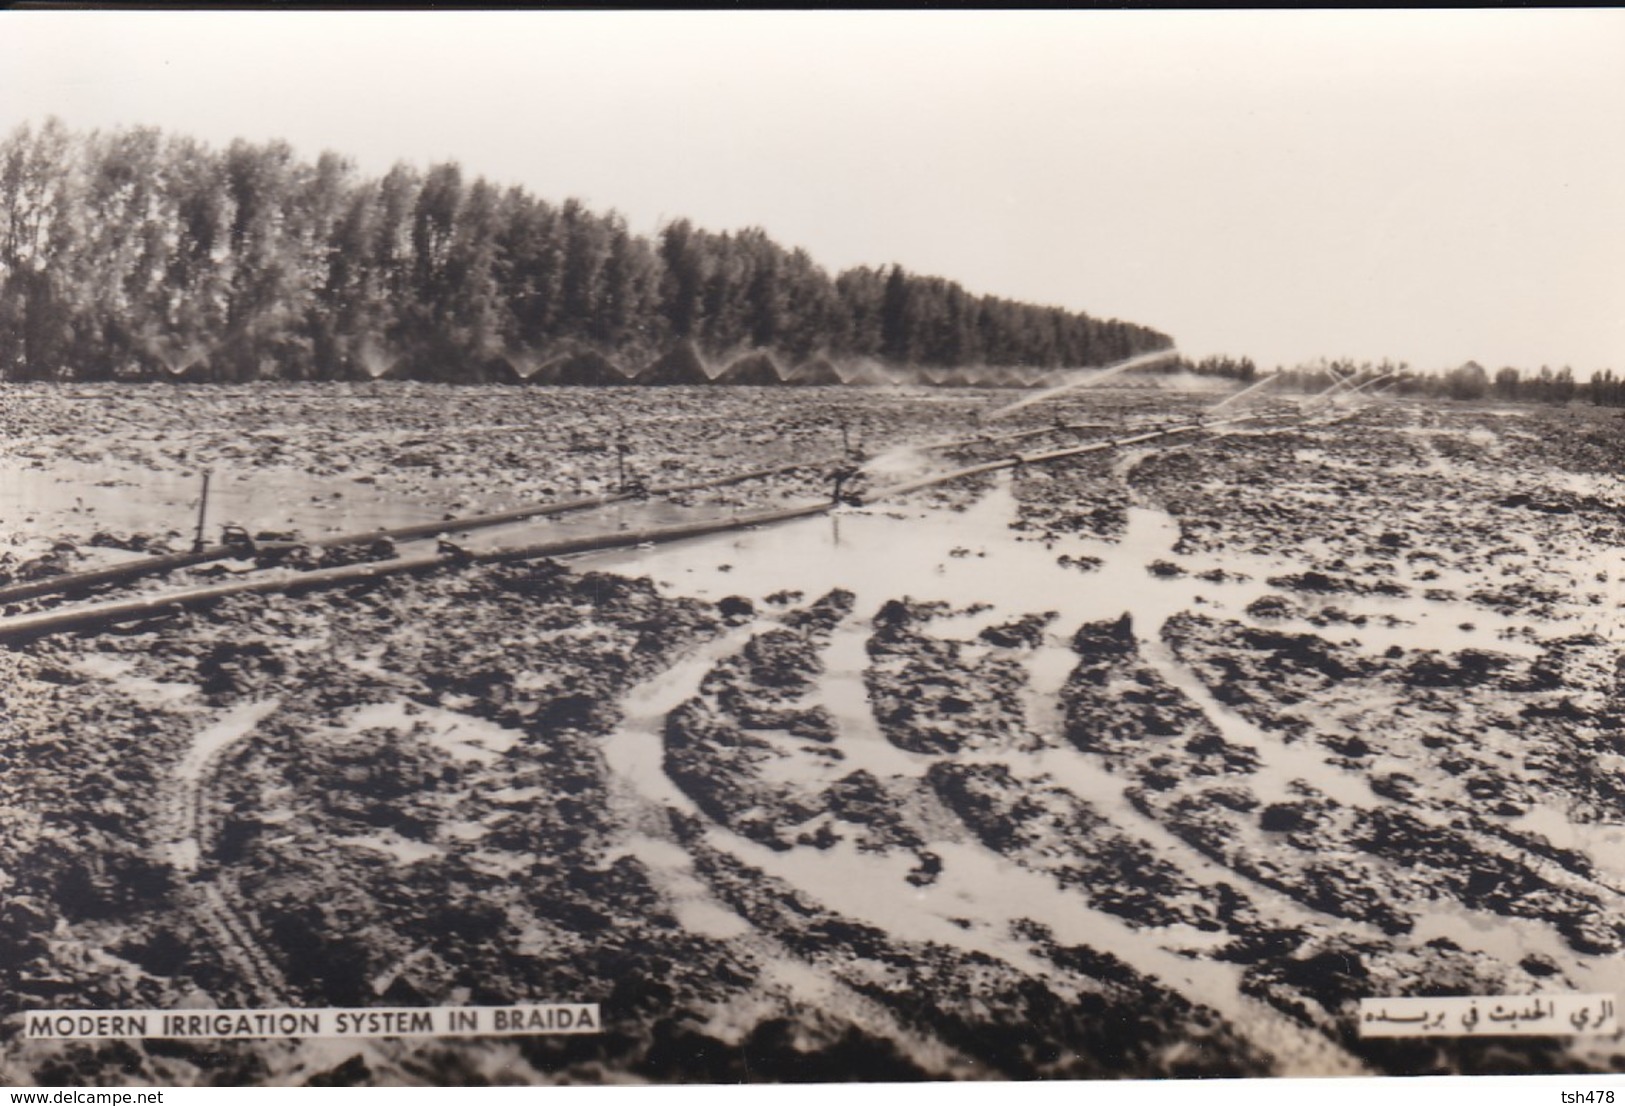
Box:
506 349 546 381
1312 366 1352 400
1209 371 1281 412
1349 372 1395 396
359 339 400 381
148 333 209 381
984 348 1180 421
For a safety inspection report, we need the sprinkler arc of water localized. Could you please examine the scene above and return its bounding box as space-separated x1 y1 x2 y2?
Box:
984 349 1181 421
1208 371 1281 412
1349 371 1395 396
1313 366 1352 399
147 334 211 379
358 341 402 381
502 350 549 381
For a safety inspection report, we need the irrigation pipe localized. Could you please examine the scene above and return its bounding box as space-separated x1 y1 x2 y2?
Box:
0 413 1286 647
0 408 1195 608
0 456 835 607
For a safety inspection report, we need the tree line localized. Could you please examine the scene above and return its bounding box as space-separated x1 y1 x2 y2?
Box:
1284 360 1622 407
0 120 1172 383
1171 357 1624 408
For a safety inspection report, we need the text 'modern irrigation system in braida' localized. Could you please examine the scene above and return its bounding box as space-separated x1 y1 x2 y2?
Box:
21 1004 599 1041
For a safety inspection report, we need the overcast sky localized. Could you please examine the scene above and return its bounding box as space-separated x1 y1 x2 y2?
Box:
2 9 1622 373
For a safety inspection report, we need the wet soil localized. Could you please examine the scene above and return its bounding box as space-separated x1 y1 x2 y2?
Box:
4 387 1624 1084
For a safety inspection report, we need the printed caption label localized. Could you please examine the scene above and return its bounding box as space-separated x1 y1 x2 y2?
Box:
22 1004 600 1040
1359 994 1617 1037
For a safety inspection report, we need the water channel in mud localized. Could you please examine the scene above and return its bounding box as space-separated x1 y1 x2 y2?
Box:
581 465 1624 1074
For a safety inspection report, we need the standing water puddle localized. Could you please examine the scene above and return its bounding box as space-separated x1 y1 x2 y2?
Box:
583 466 1625 1073
595 476 1369 1073
606 647 1362 1073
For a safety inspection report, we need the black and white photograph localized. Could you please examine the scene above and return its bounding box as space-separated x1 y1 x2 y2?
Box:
1 8 1623 1091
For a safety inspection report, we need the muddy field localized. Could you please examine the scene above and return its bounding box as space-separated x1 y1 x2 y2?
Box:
2 382 1623 1085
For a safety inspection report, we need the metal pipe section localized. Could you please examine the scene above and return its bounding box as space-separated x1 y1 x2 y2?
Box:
0 456 835 607
0 501 833 644
0 412 1282 647
0 412 1147 608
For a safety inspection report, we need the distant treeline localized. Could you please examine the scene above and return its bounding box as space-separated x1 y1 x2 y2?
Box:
1258 360 1623 407
0 120 1172 383
1158 357 1625 408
